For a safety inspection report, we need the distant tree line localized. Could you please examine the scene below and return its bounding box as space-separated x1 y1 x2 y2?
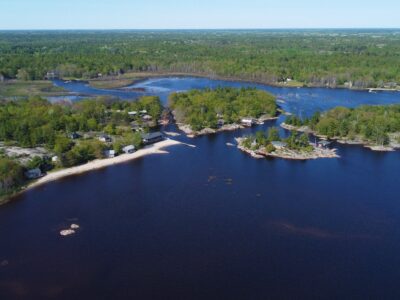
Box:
0 30 399 88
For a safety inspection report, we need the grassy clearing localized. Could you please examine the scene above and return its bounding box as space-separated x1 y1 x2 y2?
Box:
88 78 137 89
0 80 66 97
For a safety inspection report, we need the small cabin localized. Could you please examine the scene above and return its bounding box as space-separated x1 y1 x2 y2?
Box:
128 111 138 117
142 132 163 145
131 122 143 132
241 118 254 127
51 156 59 163
25 168 43 180
45 70 60 80
69 132 81 140
99 134 112 143
122 145 135 154
104 150 116 158
139 110 148 115
271 141 287 149
142 114 152 121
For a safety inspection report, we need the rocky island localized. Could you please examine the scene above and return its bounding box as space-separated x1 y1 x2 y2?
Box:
236 127 338 160
168 87 278 137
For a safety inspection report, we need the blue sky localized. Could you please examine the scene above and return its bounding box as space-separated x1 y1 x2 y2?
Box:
0 0 399 30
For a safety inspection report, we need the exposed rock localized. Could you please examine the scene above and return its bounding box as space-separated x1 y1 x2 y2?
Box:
367 145 395 152
280 122 311 133
1 260 9 267
60 229 75 236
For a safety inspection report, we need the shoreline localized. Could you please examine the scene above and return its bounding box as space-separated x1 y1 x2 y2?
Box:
173 111 279 138
96 72 400 92
3 139 185 205
50 72 400 93
176 118 278 138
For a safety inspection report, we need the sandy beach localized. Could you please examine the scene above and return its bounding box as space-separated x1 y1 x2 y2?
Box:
28 138 185 191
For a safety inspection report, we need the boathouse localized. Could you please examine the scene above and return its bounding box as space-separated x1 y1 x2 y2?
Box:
241 118 254 127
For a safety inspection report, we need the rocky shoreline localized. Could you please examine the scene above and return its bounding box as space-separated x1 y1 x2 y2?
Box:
280 123 400 152
176 123 243 138
175 115 278 138
235 138 339 160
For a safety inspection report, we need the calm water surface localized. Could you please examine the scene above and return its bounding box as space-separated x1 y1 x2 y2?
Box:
1 77 400 299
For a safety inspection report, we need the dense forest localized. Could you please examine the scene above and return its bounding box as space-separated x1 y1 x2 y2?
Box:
286 105 400 146
169 87 276 130
1 30 400 88
0 157 24 198
0 95 161 147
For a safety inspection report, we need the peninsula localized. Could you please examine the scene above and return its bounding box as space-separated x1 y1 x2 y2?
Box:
0 95 168 204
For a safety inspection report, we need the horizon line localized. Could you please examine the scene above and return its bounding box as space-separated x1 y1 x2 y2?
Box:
0 27 400 31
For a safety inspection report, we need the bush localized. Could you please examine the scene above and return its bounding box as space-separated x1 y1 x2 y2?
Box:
0 158 24 196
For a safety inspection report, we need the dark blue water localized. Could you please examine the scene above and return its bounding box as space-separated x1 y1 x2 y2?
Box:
1 77 400 299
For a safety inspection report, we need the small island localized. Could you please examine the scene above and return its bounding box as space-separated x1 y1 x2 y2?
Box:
282 105 400 151
236 127 338 160
168 87 277 137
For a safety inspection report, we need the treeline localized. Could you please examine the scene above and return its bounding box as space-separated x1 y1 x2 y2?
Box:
0 30 400 88
286 105 400 145
169 87 276 130
0 158 24 198
0 95 162 148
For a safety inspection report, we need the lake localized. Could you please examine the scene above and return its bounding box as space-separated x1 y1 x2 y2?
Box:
1 77 400 299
